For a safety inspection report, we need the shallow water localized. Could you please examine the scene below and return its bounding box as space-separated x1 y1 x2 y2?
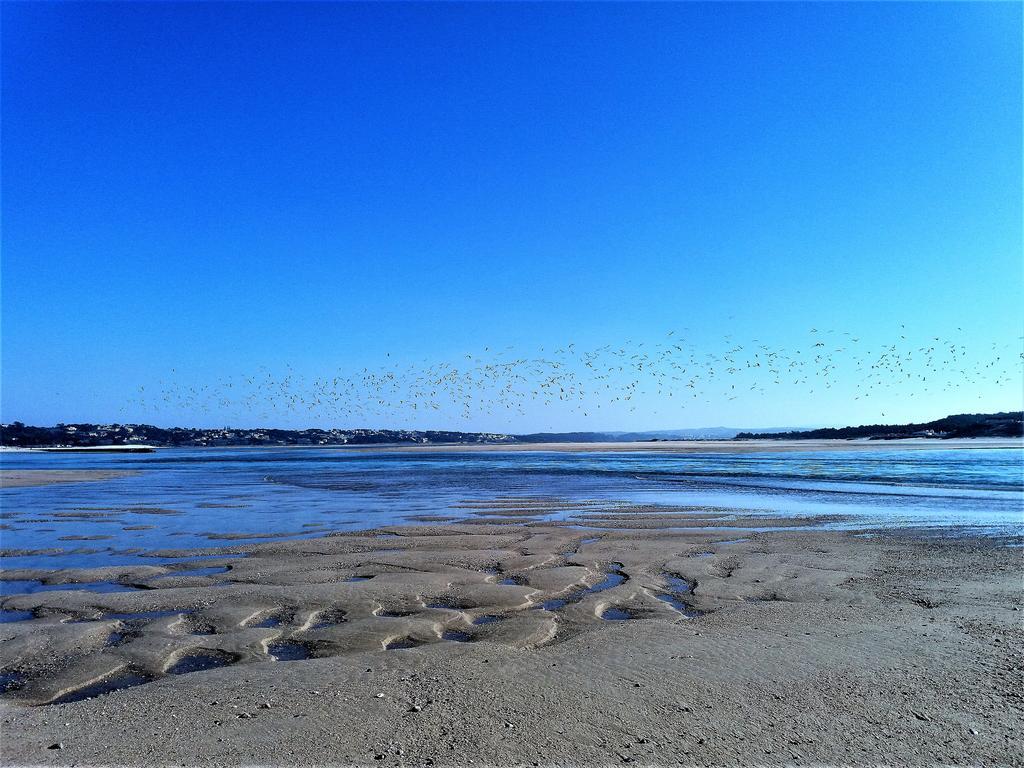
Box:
166 651 235 675
0 580 139 596
0 671 25 692
268 641 311 661
0 609 34 623
248 611 292 629
655 574 701 617
50 670 153 704
600 607 632 621
384 637 421 650
1 446 1021 570
537 562 628 612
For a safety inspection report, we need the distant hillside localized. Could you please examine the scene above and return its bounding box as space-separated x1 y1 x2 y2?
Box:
0 423 813 448
735 412 1023 440
4 414 1018 449
0 423 516 448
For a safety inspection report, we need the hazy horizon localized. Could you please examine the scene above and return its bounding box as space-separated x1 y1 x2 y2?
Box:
5 409 1020 437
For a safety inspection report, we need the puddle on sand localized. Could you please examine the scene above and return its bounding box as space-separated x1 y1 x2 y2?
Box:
345 575 374 582
472 615 503 625
589 567 627 593
268 641 312 661
655 573 702 617
499 576 525 586
385 637 422 650
0 671 26 693
50 670 154 705
442 630 473 642
538 591 584 611
167 651 235 675
663 574 693 594
536 562 628 612
715 538 750 546
0 609 34 623
249 611 293 629
601 607 633 621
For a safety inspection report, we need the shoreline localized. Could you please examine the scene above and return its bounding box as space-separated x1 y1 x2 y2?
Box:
2 437 1021 457
0 512 1020 765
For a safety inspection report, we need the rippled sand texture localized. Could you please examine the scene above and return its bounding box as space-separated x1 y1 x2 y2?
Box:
0 511 1021 765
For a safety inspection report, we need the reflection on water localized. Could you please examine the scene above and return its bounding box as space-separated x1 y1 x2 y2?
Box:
1 446 1021 570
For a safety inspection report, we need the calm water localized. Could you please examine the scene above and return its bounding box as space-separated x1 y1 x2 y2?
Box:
1 446 1022 570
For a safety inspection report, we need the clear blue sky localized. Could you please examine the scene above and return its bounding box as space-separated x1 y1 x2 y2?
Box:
2 2 1021 432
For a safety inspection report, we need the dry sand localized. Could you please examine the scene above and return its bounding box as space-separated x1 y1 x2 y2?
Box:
0 507 1020 766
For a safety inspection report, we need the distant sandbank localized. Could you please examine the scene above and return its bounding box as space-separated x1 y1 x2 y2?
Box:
0 470 140 489
363 437 1023 454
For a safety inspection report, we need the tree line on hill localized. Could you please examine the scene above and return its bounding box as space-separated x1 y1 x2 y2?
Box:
0 423 516 448
735 412 1023 440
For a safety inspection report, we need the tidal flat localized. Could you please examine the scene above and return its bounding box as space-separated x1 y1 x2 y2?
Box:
0 508 1021 765
0 444 1021 765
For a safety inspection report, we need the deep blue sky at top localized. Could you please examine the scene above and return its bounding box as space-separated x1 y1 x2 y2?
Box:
2 2 1021 431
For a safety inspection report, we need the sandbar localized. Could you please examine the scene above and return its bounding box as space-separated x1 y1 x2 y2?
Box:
0 471 140 489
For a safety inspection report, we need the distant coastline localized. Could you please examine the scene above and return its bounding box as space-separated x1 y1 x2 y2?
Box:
0 411 1020 449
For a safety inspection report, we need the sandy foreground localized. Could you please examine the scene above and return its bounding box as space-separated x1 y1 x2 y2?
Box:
0 505 1021 766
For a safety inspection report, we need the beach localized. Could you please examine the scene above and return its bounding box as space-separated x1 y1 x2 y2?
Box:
0 503 1021 765
4 0 1022 763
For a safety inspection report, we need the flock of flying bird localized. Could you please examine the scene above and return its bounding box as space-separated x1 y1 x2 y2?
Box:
129 328 1024 427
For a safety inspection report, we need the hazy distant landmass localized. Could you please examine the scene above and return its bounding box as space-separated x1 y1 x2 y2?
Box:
1 413 1019 448
0 423 517 448
0 423 798 448
735 412 1023 440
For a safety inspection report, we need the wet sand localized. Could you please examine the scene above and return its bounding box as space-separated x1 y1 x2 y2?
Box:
0 508 1020 766
0 471 140 489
